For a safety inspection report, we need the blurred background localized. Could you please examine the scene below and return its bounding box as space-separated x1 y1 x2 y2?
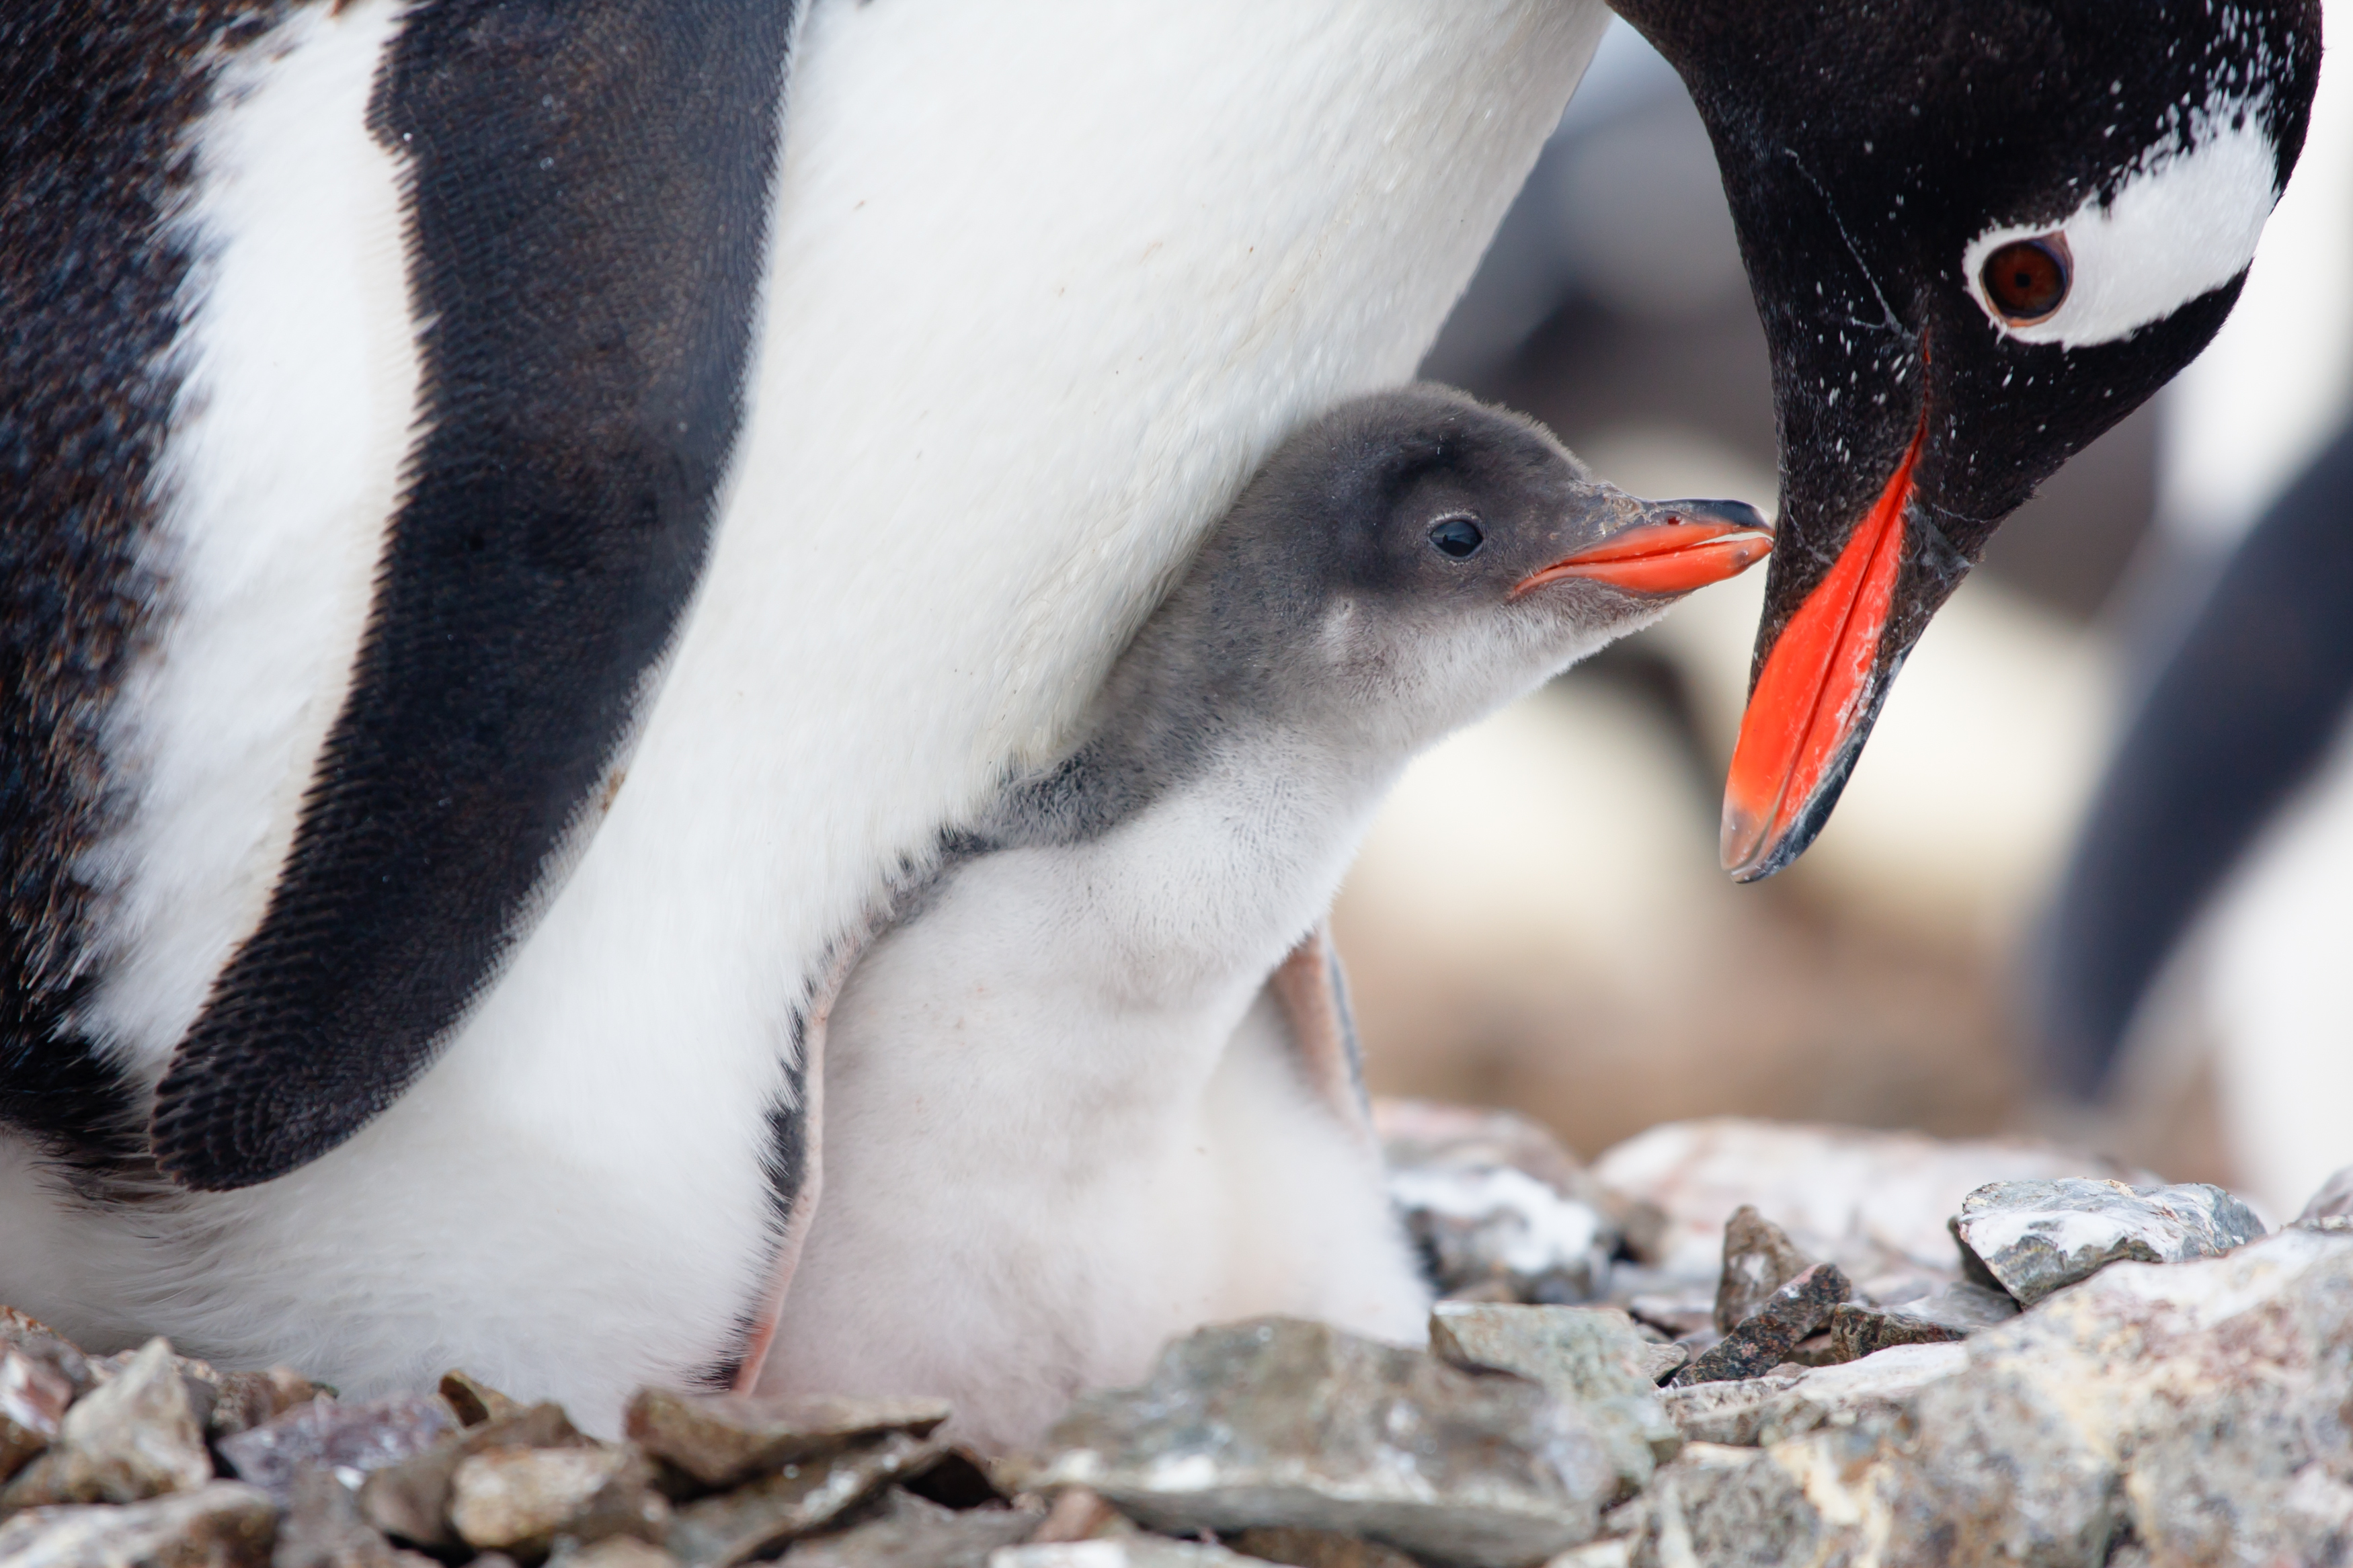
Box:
1339 14 2353 1222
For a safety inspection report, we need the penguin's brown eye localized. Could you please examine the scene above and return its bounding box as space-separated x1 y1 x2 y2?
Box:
1981 235 2071 323
1429 517 1484 559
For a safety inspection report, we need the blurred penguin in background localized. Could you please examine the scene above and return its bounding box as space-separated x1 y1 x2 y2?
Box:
2037 0 2353 1217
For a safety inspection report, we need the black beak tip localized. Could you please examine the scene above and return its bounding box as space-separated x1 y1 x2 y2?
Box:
1667 497 1771 534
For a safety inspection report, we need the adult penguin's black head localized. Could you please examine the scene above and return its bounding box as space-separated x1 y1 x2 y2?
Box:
1611 0 2322 880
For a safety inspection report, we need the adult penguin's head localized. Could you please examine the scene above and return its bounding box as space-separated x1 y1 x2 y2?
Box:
1612 0 2323 879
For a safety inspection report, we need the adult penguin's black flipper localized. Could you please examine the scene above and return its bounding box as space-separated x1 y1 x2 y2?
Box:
150 0 801 1191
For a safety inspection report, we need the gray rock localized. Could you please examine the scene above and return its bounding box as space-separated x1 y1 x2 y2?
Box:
1827 1282 2018 1361
437 1373 524 1430
1 1339 214 1508
1624 1229 2353 1566
550 1542 680 1568
1 1344 77 1482
1377 1102 1623 1305
218 1396 456 1505
1626 1428 1902 1568
448 1444 668 1561
206 1371 323 1443
1755 1343 1968 1446
1222 1526 1419 1568
0 1311 93 1396
0 1480 278 1568
1632 1344 1687 1387
1427 1303 1681 1494
275 1466 410 1568
1655 1342 1965 1448
1618 1294 1712 1345
1025 1489 1133 1546
778 1493 1038 1568
990 1544 1277 1568
2295 1166 2353 1230
357 1403 582 1549
625 1390 950 1492
1031 1317 1616 1568
1652 1375 1805 1448
665 1433 941 1568
1669 1265 1850 1387
1895 1226 2353 1564
1710 1207 1811 1336
1591 1118 2149 1279
1951 1178 2267 1307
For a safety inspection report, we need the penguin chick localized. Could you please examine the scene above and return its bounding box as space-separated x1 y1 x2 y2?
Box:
756 384 1769 1450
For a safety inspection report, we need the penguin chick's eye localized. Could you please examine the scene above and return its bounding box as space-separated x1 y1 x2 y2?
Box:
1981 235 2071 324
1428 516 1484 559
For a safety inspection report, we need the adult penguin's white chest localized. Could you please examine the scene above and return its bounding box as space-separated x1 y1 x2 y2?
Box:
3 0 1603 1429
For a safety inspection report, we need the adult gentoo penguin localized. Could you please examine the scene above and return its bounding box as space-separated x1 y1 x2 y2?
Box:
762 386 1771 1449
0 1 2321 1430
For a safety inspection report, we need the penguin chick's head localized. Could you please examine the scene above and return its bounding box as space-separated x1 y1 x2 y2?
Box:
1614 0 2322 880
1176 385 1769 756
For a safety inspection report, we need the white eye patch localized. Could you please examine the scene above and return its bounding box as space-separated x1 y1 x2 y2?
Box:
1962 108 2282 349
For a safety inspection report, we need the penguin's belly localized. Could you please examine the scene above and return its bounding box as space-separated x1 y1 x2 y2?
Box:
764 832 1426 1452
3 0 1593 1429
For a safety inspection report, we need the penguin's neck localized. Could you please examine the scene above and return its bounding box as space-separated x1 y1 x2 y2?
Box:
1078 720 1402 1005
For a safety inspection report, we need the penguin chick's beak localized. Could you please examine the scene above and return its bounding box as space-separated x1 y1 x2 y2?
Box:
1511 499 1773 599
1719 411 1928 883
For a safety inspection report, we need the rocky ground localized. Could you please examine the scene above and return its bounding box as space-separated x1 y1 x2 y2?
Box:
5 1107 2350 1568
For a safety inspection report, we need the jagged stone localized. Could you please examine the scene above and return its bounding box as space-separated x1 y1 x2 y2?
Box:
438 1374 524 1430
1710 1207 1812 1336
664 1433 941 1568
1 1339 213 1508
357 1404 582 1549
0 1480 278 1568
2295 1166 2353 1231
218 1396 456 1506
206 1371 321 1442
0 1313 95 1403
1223 1526 1419 1568
1033 1317 1615 1568
1626 1430 1891 1568
775 1491 1038 1568
626 1391 950 1492
1951 1178 2266 1307
1624 1229 2353 1565
448 1444 668 1561
1377 1101 1622 1305
1632 1344 1687 1386
1669 1265 1850 1387
1618 1294 1712 1344
1655 1343 1965 1448
1 1344 77 1482
1026 1488 1133 1544
1427 1303 1680 1495
274 1465 411 1568
1827 1281 2018 1360
1593 1118 2148 1278
550 1540 680 1568
992 1542 1278 1568
1652 1374 1803 1448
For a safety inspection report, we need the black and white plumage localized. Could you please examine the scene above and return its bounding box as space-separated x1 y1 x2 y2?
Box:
761 387 1769 1449
0 0 2321 1432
